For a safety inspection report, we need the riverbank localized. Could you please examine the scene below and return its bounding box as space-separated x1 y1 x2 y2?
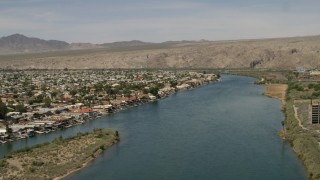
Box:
64 75 306 180
223 70 320 179
261 80 320 179
263 84 288 105
263 83 287 138
284 100 320 179
0 128 119 180
0 71 219 145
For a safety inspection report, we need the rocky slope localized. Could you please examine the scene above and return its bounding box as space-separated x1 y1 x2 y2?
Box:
0 34 69 54
0 35 320 69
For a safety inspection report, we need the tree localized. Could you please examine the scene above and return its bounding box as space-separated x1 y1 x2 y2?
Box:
26 90 33 97
149 86 159 96
16 104 27 113
5 124 12 134
0 101 8 119
5 124 12 139
156 83 165 89
70 89 78 96
41 85 47 91
35 94 44 103
33 113 41 119
170 81 178 88
28 100 34 105
43 97 51 108
51 91 58 98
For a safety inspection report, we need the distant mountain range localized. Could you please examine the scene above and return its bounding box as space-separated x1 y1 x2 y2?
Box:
100 40 153 48
0 34 194 54
1 34 320 69
0 34 70 54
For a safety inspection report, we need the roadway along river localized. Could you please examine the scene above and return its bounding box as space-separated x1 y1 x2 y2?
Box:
0 75 307 179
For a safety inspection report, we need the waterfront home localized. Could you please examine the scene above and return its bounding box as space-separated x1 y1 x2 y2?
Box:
69 108 97 120
204 74 217 81
21 112 35 120
93 104 113 113
0 69 217 143
0 133 6 141
185 79 203 87
176 84 190 90
158 86 175 97
32 120 54 124
309 70 320 76
110 100 123 106
148 94 157 100
10 124 37 138
70 108 93 114
0 128 7 136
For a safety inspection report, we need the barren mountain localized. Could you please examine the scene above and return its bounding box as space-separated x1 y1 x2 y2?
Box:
0 34 69 54
0 34 156 54
101 40 153 48
68 43 101 50
0 35 320 69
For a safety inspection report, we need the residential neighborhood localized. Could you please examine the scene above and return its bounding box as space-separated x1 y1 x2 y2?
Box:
0 69 218 143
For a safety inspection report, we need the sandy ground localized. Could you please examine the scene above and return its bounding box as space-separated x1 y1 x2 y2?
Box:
264 84 288 105
0 129 119 180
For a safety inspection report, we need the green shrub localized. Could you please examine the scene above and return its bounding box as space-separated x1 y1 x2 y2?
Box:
288 82 304 91
29 167 36 173
0 159 7 167
99 145 105 150
32 161 45 166
312 91 320 97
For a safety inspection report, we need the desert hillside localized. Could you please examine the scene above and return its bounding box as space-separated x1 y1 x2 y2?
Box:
0 34 69 54
0 35 320 69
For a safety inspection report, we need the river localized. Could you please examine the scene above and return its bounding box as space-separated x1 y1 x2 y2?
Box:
0 75 307 179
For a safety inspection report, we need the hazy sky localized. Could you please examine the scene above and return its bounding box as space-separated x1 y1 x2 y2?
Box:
1 0 320 43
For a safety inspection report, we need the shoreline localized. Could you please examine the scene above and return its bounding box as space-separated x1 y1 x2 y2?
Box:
54 140 116 180
262 84 288 140
0 77 219 178
284 100 320 179
0 75 219 146
263 84 287 105
55 80 219 179
0 129 120 180
262 83 320 179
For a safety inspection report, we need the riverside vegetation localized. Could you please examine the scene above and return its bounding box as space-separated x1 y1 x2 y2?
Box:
284 83 320 180
224 69 320 180
0 128 120 180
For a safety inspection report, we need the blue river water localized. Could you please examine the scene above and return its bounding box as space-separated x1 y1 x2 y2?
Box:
0 75 307 180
